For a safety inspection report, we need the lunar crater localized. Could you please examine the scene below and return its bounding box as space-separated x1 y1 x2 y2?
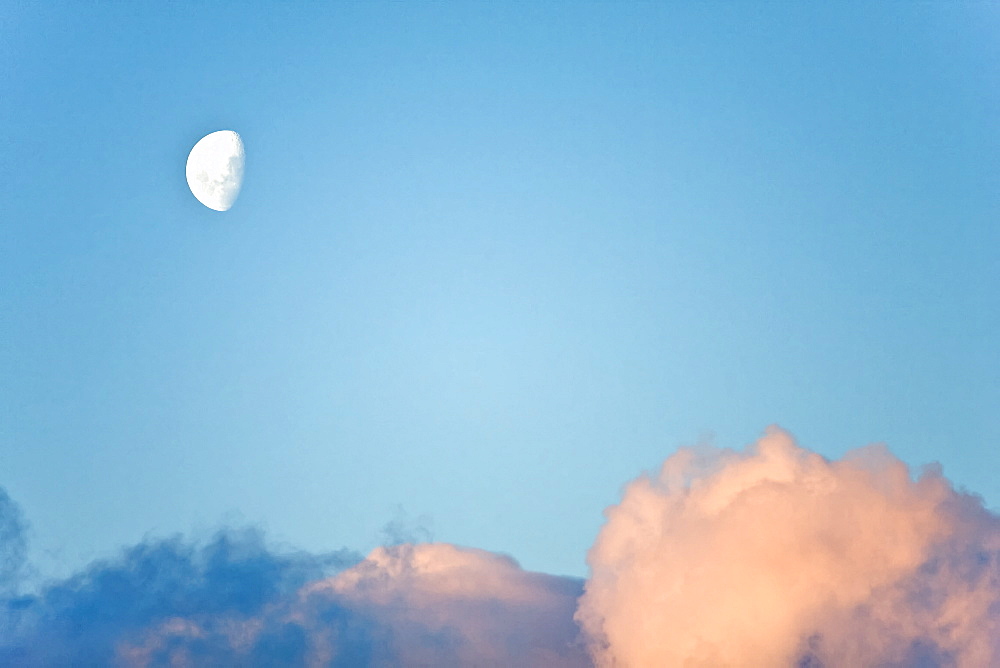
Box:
185 130 245 211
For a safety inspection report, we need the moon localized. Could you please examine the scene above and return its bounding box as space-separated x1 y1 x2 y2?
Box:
185 130 245 211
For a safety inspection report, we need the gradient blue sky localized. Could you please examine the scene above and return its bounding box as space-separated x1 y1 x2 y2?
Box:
3 2 998 581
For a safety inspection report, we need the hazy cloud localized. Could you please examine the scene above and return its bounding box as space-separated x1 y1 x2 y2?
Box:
0 488 27 596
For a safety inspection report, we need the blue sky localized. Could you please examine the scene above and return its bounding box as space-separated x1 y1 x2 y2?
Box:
3 1 998 584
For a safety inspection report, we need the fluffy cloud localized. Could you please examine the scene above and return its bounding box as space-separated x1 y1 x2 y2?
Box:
0 509 584 666
121 543 586 667
2 426 999 666
576 426 1000 667
0 526 359 665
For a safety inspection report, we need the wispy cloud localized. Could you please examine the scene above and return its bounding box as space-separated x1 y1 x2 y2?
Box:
0 488 27 597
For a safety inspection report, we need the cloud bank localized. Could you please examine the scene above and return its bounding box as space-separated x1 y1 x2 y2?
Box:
1 426 998 666
119 543 586 667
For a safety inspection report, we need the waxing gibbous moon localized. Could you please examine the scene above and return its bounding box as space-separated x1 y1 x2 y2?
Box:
185 130 245 211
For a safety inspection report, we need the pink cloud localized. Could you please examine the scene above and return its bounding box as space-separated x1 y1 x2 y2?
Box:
576 426 1000 666
119 543 586 667
8 426 998 666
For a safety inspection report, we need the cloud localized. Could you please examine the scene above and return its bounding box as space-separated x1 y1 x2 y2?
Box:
306 543 585 666
0 497 583 666
1 426 998 666
121 543 586 667
0 524 360 665
0 488 27 596
576 426 1000 667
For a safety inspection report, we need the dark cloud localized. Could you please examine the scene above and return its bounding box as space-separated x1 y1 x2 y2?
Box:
0 520 360 666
